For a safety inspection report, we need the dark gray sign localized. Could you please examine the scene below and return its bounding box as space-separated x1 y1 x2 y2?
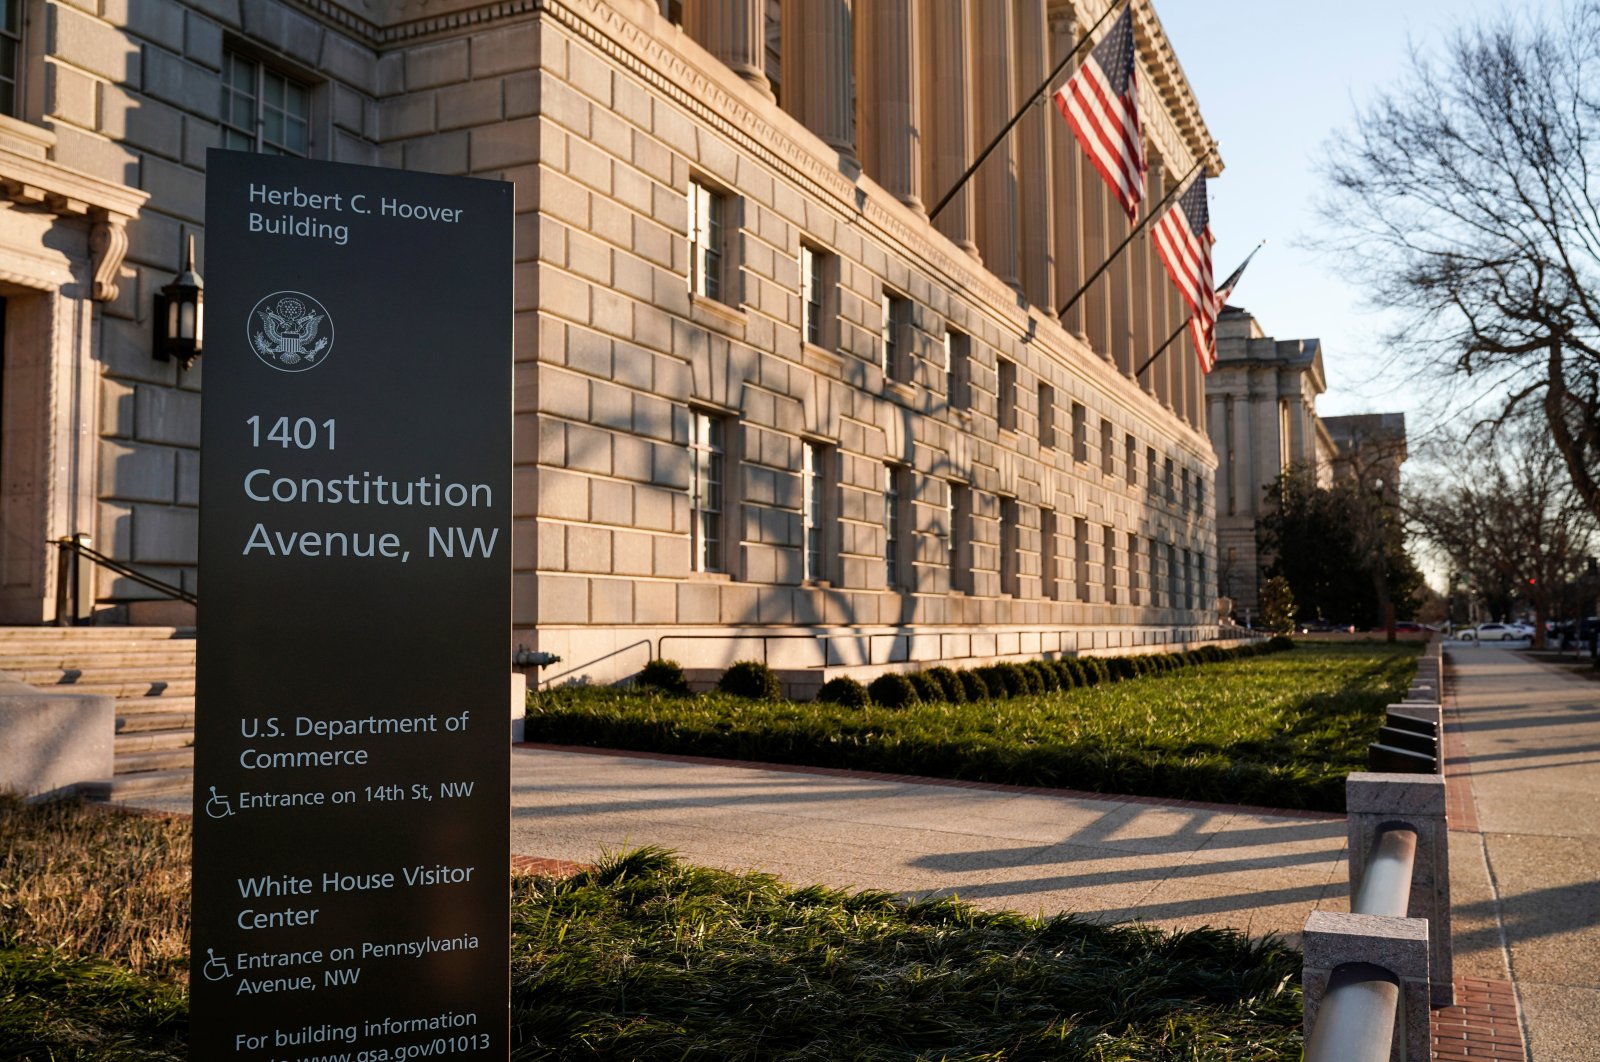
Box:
193 150 512 1059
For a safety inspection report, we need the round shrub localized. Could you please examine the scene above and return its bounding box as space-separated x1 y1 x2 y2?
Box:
718 660 782 700
1014 663 1042 695
637 657 689 694
1200 645 1227 663
927 666 965 703
1028 661 1060 693
908 670 945 703
816 676 868 707
1051 659 1079 688
975 666 1007 697
1268 634 1295 652
995 663 1029 697
957 669 991 701
1183 649 1204 667
868 672 920 709
1105 657 1137 682
1079 658 1108 686
1058 658 1085 688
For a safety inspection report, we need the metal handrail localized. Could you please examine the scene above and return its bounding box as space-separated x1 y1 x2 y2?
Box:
53 534 196 626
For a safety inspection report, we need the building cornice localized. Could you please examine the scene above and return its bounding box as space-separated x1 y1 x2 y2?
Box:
0 117 150 301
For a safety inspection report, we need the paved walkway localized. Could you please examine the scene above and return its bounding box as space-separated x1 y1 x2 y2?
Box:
1440 644 1600 1062
509 748 1350 943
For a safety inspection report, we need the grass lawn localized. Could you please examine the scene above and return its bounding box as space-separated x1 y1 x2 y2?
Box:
527 642 1420 812
0 798 1304 1060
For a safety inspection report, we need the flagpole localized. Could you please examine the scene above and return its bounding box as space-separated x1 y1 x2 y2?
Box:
1132 241 1265 377
1055 155 1204 319
1133 316 1190 378
926 0 1122 225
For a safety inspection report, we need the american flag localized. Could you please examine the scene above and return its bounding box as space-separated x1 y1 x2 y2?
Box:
1152 173 1219 371
1054 4 1145 222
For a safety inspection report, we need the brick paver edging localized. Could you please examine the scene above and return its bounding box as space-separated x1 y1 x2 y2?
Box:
1431 977 1527 1062
1440 659 1480 832
514 742 1346 821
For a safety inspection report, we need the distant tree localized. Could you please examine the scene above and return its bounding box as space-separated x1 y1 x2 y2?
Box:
1258 466 1424 631
1407 418 1597 647
1323 4 1600 524
1260 576 1298 634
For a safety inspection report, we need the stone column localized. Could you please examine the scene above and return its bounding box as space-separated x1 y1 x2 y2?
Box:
973 0 1019 289
1109 195 1132 375
1049 12 1085 339
1082 154 1111 360
923 0 979 256
782 0 856 163
1129 164 1153 387
1014 0 1052 308
689 0 772 98
861 0 923 213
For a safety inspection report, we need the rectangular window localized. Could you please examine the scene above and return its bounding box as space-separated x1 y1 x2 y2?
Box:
1197 552 1208 612
1103 525 1119 605
1180 468 1190 513
1100 419 1115 475
1183 548 1195 610
1128 531 1141 606
1125 434 1137 487
221 51 312 156
997 357 1017 431
1164 457 1176 504
1167 542 1179 608
1148 536 1161 608
949 482 972 593
659 0 684 23
1000 497 1020 596
1038 383 1056 449
1074 516 1090 602
801 441 831 582
1146 447 1158 498
1042 508 1060 601
799 243 834 348
884 464 908 589
881 291 910 382
689 411 727 573
945 329 970 411
0 1 21 117
688 178 727 302
1196 471 1206 514
1071 402 1087 462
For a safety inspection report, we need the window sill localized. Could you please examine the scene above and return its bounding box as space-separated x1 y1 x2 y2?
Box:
690 294 747 335
688 570 733 583
801 341 845 368
0 115 56 161
883 379 916 403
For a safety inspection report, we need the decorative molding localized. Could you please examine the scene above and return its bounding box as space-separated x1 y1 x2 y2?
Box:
0 129 147 303
88 217 130 303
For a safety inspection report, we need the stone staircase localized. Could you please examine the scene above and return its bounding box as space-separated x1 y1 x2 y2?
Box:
0 626 196 800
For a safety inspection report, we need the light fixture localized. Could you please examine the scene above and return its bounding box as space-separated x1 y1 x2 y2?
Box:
154 234 203 369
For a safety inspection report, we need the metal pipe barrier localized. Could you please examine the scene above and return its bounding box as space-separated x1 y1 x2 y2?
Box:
52 533 197 625
1305 636 1452 1059
1305 963 1403 1062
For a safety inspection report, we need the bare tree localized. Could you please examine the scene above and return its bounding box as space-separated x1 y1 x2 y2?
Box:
1407 419 1597 647
1324 4 1600 523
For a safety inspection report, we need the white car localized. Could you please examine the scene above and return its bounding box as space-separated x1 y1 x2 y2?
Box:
1475 623 1519 641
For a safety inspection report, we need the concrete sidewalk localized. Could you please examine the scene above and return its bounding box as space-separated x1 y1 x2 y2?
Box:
1442 645 1600 1062
509 748 1352 943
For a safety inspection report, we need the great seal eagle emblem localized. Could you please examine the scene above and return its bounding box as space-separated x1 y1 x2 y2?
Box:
248 291 334 372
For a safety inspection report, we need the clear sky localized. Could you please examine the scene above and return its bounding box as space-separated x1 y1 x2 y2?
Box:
1156 0 1564 428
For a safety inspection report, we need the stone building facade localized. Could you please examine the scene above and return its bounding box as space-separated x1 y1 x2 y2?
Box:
0 0 1223 686
1205 306 1406 616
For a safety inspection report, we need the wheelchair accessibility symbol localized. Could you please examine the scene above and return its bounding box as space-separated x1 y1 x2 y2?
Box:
202 948 232 982
205 786 235 819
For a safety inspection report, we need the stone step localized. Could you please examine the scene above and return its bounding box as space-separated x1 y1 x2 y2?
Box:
116 709 195 733
115 728 195 754
16 665 198 688
117 694 195 713
0 650 197 671
115 746 195 774
0 626 189 642
26 675 197 699
79 769 195 801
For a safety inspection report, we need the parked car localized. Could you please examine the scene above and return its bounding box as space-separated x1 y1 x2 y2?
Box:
1475 623 1520 641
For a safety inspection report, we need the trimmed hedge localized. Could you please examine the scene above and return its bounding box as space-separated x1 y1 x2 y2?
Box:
637 658 689 694
801 639 1292 710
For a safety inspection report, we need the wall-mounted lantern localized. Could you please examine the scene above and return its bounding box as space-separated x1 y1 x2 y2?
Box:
154 234 203 369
